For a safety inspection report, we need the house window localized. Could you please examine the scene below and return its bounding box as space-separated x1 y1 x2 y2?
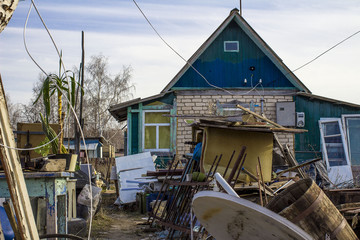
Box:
224 41 239 52
143 110 170 151
319 119 349 167
342 114 360 166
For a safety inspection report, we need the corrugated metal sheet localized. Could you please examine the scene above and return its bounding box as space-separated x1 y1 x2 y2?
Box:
68 143 99 151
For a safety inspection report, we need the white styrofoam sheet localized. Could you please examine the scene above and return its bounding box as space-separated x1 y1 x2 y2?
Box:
115 152 156 204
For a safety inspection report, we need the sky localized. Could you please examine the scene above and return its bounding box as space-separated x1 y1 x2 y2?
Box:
0 0 359 106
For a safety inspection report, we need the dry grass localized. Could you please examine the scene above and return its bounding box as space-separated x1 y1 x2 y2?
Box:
90 191 154 239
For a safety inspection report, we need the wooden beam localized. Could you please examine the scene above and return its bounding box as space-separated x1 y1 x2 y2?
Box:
276 158 321 178
236 104 283 128
273 134 306 178
0 75 39 239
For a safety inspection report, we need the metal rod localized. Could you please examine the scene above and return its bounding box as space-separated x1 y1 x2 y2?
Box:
164 158 194 223
211 154 223 177
242 167 275 195
223 150 235 178
226 146 246 184
256 165 264 207
275 157 321 178
149 156 178 225
231 153 247 188
258 157 268 205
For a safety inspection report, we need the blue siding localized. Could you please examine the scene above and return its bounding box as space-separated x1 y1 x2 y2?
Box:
172 20 296 90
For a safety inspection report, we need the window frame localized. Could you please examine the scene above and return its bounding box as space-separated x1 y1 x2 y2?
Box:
319 118 351 168
342 114 360 166
224 41 239 52
142 110 171 152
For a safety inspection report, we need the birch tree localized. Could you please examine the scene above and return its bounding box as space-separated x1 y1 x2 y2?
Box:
84 55 135 137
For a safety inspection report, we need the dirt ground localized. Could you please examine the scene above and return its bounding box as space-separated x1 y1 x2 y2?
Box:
90 191 158 240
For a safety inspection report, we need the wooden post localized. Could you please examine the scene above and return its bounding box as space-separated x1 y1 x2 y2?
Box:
0 75 39 239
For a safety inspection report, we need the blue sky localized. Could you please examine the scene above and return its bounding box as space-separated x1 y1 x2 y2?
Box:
0 0 359 105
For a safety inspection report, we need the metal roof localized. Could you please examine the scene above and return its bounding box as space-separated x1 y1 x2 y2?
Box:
296 92 360 108
109 92 168 122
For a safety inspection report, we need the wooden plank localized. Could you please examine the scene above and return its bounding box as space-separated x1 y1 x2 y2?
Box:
273 134 306 178
284 143 306 178
0 75 39 239
276 158 321 178
236 104 283 128
269 128 307 133
3 201 20 240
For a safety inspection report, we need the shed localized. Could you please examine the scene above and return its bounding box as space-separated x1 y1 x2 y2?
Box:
64 137 104 159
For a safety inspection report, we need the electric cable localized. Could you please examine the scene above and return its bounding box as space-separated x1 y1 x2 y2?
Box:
132 0 234 95
292 30 360 73
132 0 269 98
21 1 94 238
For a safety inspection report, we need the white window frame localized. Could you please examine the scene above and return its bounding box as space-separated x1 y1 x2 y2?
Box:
224 41 239 52
341 114 360 165
319 118 353 185
142 110 171 152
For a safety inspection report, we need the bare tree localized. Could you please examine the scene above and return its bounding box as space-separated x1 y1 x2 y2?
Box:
84 55 135 138
6 95 23 130
18 73 58 124
12 54 134 151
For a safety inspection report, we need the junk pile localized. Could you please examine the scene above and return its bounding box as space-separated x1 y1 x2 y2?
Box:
123 106 360 239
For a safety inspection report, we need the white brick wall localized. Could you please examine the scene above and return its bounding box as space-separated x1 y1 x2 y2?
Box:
176 93 295 155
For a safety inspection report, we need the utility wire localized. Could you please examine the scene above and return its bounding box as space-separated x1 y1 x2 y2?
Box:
132 0 234 95
292 30 360 72
21 1 95 238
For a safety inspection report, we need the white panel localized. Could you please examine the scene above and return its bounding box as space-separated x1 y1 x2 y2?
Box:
115 152 156 204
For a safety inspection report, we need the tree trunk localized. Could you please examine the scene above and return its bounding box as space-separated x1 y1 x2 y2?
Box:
0 0 19 33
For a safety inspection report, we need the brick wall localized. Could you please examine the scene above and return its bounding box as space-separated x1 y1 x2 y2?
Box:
176 93 294 155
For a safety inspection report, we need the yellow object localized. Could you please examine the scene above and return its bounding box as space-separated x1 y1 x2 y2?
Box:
192 172 206 182
200 127 273 182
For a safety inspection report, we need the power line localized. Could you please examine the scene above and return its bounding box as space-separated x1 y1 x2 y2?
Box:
22 1 95 238
132 0 234 95
292 30 360 72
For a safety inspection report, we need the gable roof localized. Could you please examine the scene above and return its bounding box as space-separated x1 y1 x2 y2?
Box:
161 9 311 93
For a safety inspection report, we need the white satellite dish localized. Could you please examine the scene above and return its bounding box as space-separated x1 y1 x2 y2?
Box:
192 191 312 240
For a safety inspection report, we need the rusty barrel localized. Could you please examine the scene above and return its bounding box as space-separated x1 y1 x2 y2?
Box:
267 179 358 240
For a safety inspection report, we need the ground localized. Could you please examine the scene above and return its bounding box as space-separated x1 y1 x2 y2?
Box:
90 191 158 240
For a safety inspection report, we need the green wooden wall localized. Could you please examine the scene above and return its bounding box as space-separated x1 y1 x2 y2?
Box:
126 93 176 168
294 95 360 163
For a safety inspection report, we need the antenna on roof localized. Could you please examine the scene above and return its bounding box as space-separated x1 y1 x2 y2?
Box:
240 0 242 16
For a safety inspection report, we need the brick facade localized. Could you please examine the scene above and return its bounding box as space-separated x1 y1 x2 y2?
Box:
176 92 294 155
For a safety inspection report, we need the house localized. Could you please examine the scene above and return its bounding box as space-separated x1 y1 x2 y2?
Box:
294 93 360 184
64 137 105 159
110 9 360 178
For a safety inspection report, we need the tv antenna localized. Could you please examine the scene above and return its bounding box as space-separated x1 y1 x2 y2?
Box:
240 0 242 16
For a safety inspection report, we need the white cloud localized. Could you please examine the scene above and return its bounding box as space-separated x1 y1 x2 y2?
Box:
0 0 359 106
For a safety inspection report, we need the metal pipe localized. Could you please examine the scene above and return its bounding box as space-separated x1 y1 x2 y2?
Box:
226 146 246 183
